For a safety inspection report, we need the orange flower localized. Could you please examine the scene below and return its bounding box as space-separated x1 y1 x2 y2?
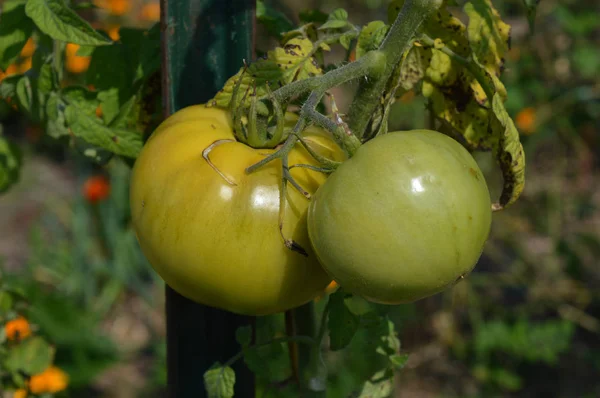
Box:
1 64 20 82
95 104 103 118
65 43 91 74
515 107 536 135
139 2 160 21
20 38 35 58
83 175 111 203
106 25 121 41
4 316 32 341
12 389 27 398
95 0 130 16
18 57 32 73
348 49 356 62
324 280 339 294
29 366 69 394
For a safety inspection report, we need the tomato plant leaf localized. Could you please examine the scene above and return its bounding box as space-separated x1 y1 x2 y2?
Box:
299 9 328 24
15 75 33 113
135 24 161 82
464 0 510 80
0 135 22 193
357 369 394 398
64 106 143 158
75 45 95 56
489 93 525 211
374 318 401 357
203 362 236 398
319 8 350 31
209 38 322 109
37 61 56 94
339 30 357 50
389 353 409 369
97 88 120 124
0 74 22 101
46 109 69 138
25 0 112 46
0 1 35 70
61 85 99 115
256 0 294 38
4 336 55 374
355 21 389 60
328 290 360 351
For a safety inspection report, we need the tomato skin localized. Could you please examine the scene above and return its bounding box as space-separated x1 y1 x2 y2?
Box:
307 130 492 304
130 106 343 316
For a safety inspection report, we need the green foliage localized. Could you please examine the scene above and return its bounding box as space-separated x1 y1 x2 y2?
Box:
204 363 236 398
25 0 112 45
0 0 35 70
328 290 360 351
4 336 55 374
256 0 294 38
473 318 575 365
0 132 21 192
0 0 159 173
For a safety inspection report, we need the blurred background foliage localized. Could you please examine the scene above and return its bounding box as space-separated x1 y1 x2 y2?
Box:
1 0 599 397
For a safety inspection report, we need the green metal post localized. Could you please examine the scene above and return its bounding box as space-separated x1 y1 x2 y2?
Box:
160 1 256 396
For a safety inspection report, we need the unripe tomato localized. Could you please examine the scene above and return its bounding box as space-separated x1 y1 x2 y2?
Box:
130 106 344 316
307 130 492 304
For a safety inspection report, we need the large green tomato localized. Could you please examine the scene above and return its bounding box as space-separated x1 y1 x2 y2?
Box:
130 105 344 316
307 130 492 304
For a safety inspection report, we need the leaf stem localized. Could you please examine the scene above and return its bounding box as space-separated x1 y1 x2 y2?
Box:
270 50 385 105
223 335 317 370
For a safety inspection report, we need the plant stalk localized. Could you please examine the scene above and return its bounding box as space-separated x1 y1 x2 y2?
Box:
348 0 442 139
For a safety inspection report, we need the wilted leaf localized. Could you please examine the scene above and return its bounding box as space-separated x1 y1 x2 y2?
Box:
209 38 322 109
490 93 525 210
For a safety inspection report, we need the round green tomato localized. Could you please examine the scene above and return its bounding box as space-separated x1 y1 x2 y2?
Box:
307 130 492 304
130 105 344 316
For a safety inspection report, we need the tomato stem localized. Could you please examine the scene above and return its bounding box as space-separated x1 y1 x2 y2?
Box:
348 0 442 138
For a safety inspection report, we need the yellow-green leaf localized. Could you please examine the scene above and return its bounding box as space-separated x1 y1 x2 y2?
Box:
464 0 510 78
203 363 235 398
355 21 389 60
490 93 525 211
209 38 322 109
